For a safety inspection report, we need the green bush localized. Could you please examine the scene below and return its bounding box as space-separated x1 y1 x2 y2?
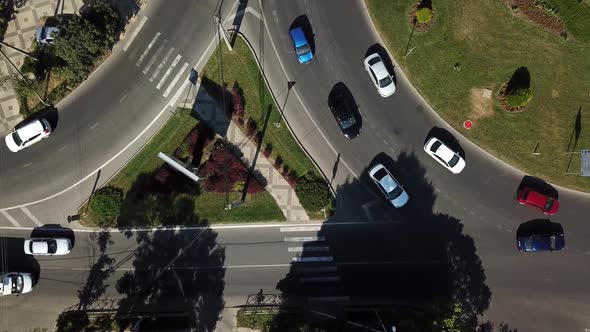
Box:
416 7 433 24
295 176 331 212
505 88 533 108
89 186 124 226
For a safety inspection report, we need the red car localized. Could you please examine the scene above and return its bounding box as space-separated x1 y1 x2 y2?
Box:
517 187 559 215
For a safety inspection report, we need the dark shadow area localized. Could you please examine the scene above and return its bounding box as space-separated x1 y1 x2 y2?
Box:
365 43 397 86
506 67 531 93
241 104 272 201
425 126 466 159
517 175 559 200
419 0 433 9
30 224 75 249
328 82 362 138
566 107 582 172
516 219 563 238
289 15 315 56
229 0 248 46
0 237 41 285
81 0 138 29
265 150 493 331
200 75 233 119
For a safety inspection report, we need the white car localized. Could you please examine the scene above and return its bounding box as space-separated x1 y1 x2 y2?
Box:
24 238 71 256
4 118 52 152
369 163 409 208
0 273 33 296
423 137 466 174
363 53 396 97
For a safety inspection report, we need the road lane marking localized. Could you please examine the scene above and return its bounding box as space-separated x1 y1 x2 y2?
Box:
20 207 43 227
89 122 99 130
288 246 329 252
163 62 189 97
150 47 174 82
142 39 167 74
136 32 161 67
58 145 67 152
284 236 325 242
280 226 321 232
41 263 293 271
300 276 340 283
1 210 21 227
223 6 263 23
292 256 333 262
157 54 181 89
119 94 127 103
22 162 33 168
123 16 147 51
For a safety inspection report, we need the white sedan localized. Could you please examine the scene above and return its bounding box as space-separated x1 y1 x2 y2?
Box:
369 163 409 208
423 137 466 174
24 238 71 256
363 53 396 97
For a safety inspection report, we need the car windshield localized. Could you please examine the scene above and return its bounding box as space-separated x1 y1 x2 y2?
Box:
388 186 403 200
368 57 380 66
12 132 23 146
41 27 47 39
374 168 387 180
544 198 554 211
550 236 556 250
29 242 34 253
296 44 310 56
448 154 460 167
339 115 356 129
11 275 23 293
47 240 57 254
378 76 392 88
525 238 533 251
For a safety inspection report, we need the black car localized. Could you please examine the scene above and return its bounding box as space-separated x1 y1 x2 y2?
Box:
328 84 361 139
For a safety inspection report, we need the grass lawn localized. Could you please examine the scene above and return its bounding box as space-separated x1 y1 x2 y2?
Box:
84 108 285 227
367 0 590 191
200 38 321 180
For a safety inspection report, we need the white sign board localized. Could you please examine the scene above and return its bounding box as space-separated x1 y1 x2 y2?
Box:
582 150 590 177
157 152 200 183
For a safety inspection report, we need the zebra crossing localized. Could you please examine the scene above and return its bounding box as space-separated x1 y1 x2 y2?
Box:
281 226 349 304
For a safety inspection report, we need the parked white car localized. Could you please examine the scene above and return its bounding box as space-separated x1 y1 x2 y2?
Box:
369 163 409 208
0 273 33 296
4 118 52 152
363 53 396 97
24 238 71 256
423 137 466 174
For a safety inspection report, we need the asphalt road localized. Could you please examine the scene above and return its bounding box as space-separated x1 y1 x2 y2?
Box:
0 0 589 331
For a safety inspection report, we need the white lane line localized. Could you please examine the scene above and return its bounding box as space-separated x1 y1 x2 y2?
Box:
123 16 147 51
300 276 340 283
295 266 337 273
284 236 325 242
150 47 174 82
1 210 21 227
89 122 99 130
42 263 292 271
119 94 127 103
163 62 189 98
280 226 321 232
292 256 333 262
223 7 263 24
0 221 393 232
58 145 67 152
20 207 43 227
136 32 161 67
22 162 33 168
288 246 330 252
142 39 167 74
156 54 181 89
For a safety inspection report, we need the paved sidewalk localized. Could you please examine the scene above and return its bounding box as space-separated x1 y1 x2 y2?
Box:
0 0 83 133
179 82 310 222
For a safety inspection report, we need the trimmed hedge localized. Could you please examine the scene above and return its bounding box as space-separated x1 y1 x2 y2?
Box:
89 186 124 226
416 7 433 24
505 88 532 108
295 176 331 211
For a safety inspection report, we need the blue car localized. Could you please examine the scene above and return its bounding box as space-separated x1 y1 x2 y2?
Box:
517 232 565 252
289 27 313 64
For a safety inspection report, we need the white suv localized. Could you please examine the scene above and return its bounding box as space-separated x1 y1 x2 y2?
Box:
5 118 52 152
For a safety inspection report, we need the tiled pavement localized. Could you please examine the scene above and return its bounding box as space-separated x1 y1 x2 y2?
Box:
0 0 83 133
180 84 310 222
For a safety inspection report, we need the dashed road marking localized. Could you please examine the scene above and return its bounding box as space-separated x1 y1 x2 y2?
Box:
150 47 175 82
136 32 161 67
163 62 189 98
142 39 167 74
22 163 33 168
284 236 325 242
119 94 127 103
157 54 181 90
1 210 21 227
20 207 42 227
89 122 99 130
58 145 67 152
288 246 330 252
123 16 147 51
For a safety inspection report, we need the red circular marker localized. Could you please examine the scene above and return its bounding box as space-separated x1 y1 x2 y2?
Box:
463 120 473 129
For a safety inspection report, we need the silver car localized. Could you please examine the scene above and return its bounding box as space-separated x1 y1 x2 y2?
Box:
369 163 409 208
35 26 59 45
24 238 71 256
363 53 396 97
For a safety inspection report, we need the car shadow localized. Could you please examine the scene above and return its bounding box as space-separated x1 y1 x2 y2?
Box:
289 15 315 56
517 175 559 200
14 105 59 132
365 43 397 86
328 82 363 134
516 219 563 237
425 126 466 160
0 237 41 285
31 224 75 249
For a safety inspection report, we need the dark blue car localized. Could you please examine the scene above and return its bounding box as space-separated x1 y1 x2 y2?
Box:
517 233 565 252
289 27 313 64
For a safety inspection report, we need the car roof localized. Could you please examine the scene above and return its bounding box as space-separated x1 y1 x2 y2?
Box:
32 242 49 253
521 233 565 251
16 120 44 139
366 54 388 79
289 27 307 47
432 140 455 161
524 188 549 206
372 166 397 192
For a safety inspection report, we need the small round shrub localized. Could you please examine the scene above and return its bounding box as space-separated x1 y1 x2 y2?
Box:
295 176 331 212
416 7 433 24
89 186 124 226
505 88 532 108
